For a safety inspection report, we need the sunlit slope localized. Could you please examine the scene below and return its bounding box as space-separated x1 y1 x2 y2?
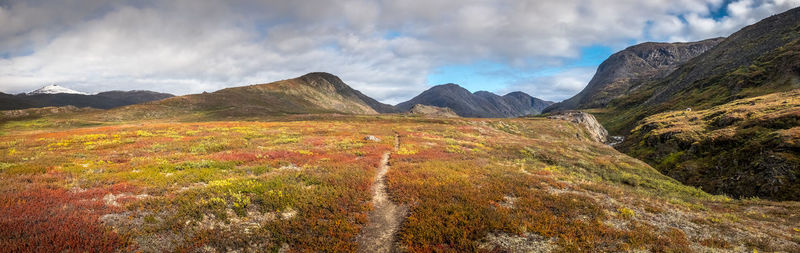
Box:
103 72 398 120
0 116 797 252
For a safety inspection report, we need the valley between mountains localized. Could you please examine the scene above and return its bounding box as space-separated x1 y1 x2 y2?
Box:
3 6 800 253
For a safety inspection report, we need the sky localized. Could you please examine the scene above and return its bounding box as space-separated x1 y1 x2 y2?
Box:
0 0 799 104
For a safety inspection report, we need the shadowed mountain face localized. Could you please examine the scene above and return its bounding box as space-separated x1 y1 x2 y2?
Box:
114 72 399 118
396 84 552 118
544 38 724 113
0 90 174 110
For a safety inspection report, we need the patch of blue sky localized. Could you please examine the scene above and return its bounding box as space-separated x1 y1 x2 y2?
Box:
425 44 613 92
710 0 735 20
0 48 35 59
383 30 402 40
426 60 517 92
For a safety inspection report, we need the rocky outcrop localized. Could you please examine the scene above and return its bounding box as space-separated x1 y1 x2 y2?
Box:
547 111 608 143
544 38 723 113
396 84 553 118
408 104 459 118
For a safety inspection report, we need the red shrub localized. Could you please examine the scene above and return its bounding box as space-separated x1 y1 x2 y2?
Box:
0 184 135 252
213 152 261 163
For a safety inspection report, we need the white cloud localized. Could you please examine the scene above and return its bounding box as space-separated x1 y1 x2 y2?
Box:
0 0 798 103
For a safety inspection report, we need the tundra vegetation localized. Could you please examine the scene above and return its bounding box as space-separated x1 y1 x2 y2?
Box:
0 114 798 252
620 90 800 201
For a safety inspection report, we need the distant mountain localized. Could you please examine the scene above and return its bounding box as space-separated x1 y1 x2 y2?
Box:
596 6 800 134
28 84 90 95
0 92 35 110
502 91 554 115
396 84 553 118
0 86 174 110
113 72 400 118
544 38 723 113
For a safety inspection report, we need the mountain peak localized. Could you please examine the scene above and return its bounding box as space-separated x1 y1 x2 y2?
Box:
299 72 339 82
431 83 465 90
544 37 723 113
503 91 530 97
473 90 496 96
28 84 90 95
397 84 552 117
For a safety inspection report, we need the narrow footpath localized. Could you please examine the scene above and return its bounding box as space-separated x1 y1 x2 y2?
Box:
356 133 407 253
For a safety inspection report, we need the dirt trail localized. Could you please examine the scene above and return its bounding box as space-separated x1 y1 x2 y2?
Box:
356 133 407 253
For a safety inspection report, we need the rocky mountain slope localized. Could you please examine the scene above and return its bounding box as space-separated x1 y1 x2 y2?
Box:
0 87 174 110
396 84 552 118
111 72 399 119
545 38 723 113
583 7 800 201
595 6 800 134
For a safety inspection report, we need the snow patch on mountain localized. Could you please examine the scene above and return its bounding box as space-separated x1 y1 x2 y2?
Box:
27 84 90 95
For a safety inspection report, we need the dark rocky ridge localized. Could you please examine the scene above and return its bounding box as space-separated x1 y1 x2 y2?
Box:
396 84 553 118
0 90 174 110
545 38 724 113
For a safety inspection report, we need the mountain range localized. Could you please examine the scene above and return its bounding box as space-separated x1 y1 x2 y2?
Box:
2 75 552 119
0 85 174 111
397 84 553 117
